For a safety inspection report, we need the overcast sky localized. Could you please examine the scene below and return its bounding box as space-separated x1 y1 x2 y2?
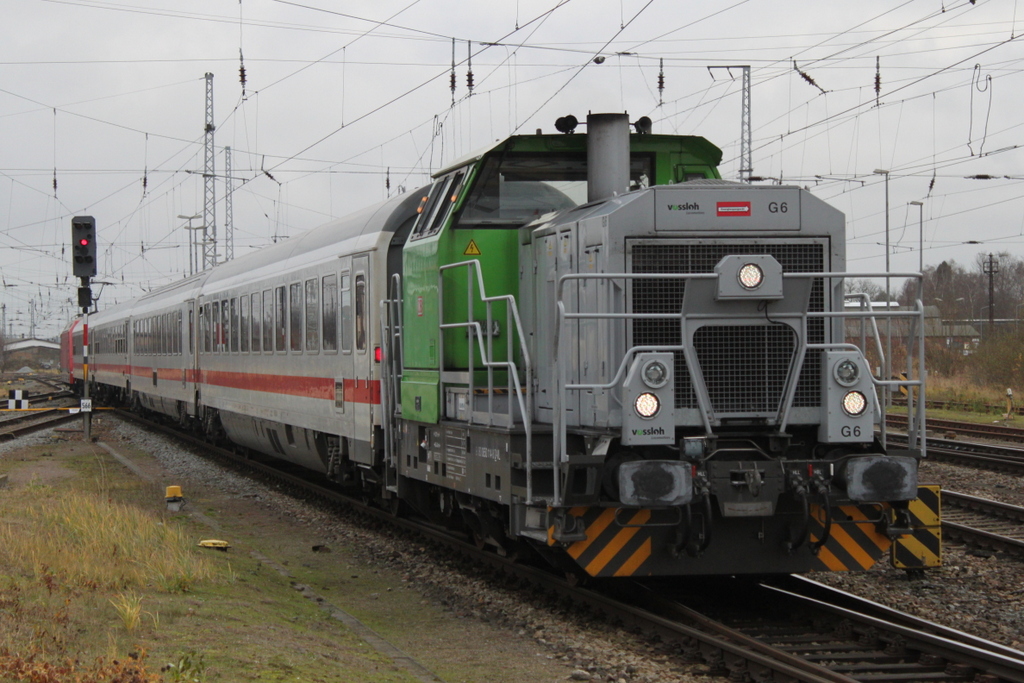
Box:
1 0 1022 338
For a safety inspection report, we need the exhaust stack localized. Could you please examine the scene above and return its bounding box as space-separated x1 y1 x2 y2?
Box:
587 113 630 203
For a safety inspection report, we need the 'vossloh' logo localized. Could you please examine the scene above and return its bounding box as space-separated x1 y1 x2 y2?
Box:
666 202 700 211
632 426 666 436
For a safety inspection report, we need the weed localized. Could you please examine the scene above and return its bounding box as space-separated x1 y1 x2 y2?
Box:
110 591 144 632
162 650 207 682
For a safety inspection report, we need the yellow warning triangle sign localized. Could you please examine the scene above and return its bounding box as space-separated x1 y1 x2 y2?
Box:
464 239 482 256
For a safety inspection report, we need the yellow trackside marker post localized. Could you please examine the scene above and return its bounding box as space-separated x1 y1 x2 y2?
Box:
464 240 481 256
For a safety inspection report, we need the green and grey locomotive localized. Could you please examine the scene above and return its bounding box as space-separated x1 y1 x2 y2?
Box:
63 112 937 578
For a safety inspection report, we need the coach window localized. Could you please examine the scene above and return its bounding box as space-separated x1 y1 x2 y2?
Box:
230 298 239 353
340 273 352 353
201 305 209 353
275 286 287 352
355 273 366 352
239 296 249 353
251 293 261 353
221 300 230 353
322 274 338 352
211 301 221 353
263 290 274 353
289 283 302 352
176 311 182 355
189 309 194 355
305 278 319 352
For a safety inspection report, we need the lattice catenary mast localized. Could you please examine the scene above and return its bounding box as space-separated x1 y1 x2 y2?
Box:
706 65 751 182
224 145 234 261
203 72 218 270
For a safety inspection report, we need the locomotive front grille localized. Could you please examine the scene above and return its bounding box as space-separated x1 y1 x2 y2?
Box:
694 325 795 413
630 241 826 411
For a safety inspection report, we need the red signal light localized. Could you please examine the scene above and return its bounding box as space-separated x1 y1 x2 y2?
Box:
79 238 90 246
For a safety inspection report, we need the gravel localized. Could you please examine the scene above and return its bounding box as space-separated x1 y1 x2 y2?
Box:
20 417 1024 681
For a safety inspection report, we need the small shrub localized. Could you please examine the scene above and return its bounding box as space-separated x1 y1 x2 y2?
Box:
162 650 206 682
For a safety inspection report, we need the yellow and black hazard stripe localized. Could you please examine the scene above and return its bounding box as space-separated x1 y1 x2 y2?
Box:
548 507 655 577
807 485 943 571
808 503 893 571
891 484 942 569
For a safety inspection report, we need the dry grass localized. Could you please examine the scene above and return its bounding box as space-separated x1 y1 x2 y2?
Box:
110 591 150 633
0 484 215 592
926 373 1007 409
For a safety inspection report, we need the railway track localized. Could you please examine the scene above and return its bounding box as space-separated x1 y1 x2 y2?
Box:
109 408 1024 683
942 491 1024 558
0 409 81 439
888 414 1024 444
622 575 1024 683
887 430 1024 476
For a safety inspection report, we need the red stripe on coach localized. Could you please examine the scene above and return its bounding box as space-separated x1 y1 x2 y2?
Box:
343 379 381 404
200 370 336 400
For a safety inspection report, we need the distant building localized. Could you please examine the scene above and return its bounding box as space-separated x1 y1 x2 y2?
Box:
2 338 61 370
845 304 980 355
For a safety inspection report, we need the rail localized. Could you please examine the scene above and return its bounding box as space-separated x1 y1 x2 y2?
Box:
551 269 925 507
437 259 535 503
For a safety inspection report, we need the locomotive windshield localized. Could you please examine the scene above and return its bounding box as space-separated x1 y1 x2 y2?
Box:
456 152 652 228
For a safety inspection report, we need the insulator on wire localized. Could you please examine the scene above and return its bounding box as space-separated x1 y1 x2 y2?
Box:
874 56 881 106
239 49 247 97
657 58 664 106
466 40 474 93
793 60 826 94
450 38 456 104
52 170 57 195
386 167 391 193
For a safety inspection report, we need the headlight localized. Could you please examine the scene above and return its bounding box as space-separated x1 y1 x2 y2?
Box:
634 392 661 419
834 358 860 386
641 359 670 389
737 263 764 289
842 390 867 416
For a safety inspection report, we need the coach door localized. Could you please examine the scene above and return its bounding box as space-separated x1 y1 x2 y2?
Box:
348 254 374 464
185 299 198 416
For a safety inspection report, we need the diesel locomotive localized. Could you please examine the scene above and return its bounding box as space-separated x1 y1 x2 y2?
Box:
63 113 937 578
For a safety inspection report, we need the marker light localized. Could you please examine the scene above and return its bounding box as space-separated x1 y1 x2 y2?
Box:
842 390 867 416
834 358 860 386
634 392 661 419
641 359 670 389
737 263 764 289
374 346 382 363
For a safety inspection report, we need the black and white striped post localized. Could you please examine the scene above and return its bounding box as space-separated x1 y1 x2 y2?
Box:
82 308 91 440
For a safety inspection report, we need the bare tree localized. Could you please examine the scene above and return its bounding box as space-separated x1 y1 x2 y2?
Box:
845 278 887 301
0 326 6 372
901 252 1024 326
